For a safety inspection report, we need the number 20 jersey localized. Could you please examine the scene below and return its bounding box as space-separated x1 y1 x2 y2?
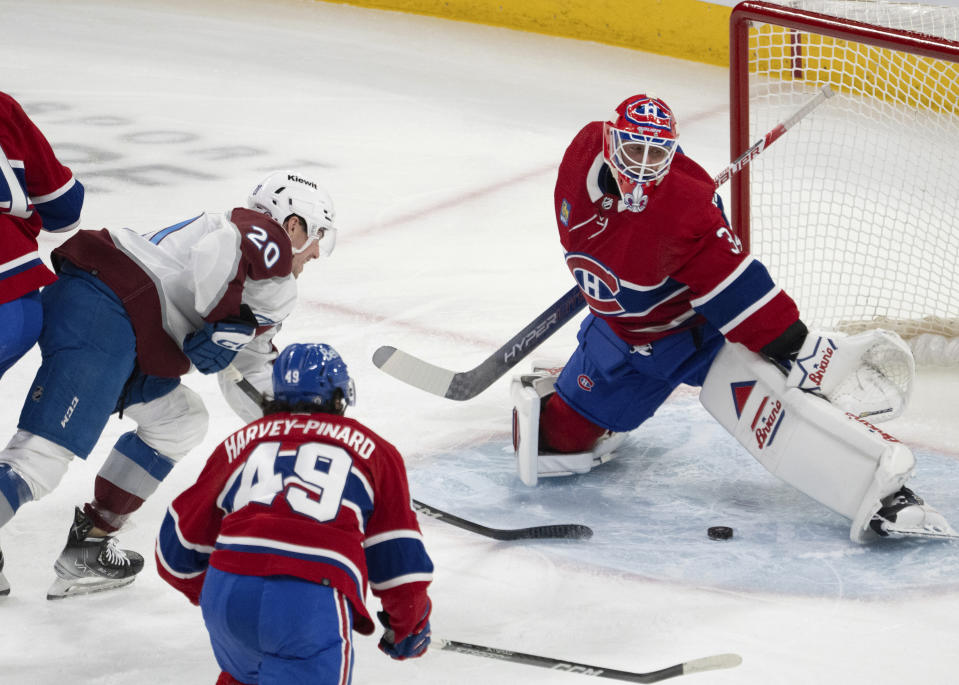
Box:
52 207 295 377
554 121 800 353
156 411 434 638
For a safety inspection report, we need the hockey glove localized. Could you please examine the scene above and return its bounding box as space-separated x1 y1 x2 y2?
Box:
786 328 915 421
760 319 809 372
377 605 431 660
183 305 258 374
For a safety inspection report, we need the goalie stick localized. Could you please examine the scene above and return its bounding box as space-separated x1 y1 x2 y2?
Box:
220 367 591 540
437 639 742 683
412 499 592 541
373 86 835 400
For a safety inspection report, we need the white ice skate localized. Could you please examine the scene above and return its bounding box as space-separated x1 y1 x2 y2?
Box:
869 487 959 541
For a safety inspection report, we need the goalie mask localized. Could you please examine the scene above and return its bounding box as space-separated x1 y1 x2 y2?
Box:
603 95 679 212
273 343 356 413
248 170 337 256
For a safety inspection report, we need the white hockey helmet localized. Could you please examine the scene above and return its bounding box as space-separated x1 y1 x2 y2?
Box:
248 170 337 256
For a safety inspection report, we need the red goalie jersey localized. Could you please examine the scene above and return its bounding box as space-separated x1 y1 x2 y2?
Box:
555 120 799 352
156 411 434 641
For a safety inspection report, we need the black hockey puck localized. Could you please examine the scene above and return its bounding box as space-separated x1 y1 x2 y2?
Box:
707 526 734 540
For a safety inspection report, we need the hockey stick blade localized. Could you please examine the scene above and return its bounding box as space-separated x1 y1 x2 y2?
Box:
412 499 592 541
438 639 742 683
373 286 586 400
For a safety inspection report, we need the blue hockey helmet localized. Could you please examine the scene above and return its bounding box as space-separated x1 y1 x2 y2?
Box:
272 343 356 411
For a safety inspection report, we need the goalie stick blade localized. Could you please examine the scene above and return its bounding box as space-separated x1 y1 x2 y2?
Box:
374 286 587 401
372 346 459 398
412 500 592 541
437 639 742 683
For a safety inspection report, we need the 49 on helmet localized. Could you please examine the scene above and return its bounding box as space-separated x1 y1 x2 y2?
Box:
602 95 679 212
248 170 337 256
272 343 356 413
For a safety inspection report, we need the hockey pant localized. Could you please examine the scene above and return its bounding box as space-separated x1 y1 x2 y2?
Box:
201 568 355 685
0 268 207 530
555 315 725 432
700 342 915 543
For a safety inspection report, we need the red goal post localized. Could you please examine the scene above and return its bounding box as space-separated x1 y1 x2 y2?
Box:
729 1 959 364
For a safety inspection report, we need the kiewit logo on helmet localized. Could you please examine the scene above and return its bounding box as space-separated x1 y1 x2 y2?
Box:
287 174 317 189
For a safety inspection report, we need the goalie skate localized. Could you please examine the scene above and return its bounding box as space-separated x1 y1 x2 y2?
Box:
869 487 959 541
47 507 145 600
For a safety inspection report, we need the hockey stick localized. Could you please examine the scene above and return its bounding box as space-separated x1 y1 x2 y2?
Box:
437 639 742 683
712 84 834 187
222 364 265 408
412 499 593 540
376 87 835 400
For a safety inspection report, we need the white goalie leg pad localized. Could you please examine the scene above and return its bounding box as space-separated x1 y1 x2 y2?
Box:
702 343 915 543
511 372 627 487
0 430 75 500
511 373 549 487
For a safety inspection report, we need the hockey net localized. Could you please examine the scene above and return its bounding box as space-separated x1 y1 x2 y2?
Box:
730 1 959 365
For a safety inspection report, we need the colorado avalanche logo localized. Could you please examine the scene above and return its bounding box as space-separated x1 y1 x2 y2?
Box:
565 253 624 315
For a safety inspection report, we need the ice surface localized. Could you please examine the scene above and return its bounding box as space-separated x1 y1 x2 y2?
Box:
1 1 958 684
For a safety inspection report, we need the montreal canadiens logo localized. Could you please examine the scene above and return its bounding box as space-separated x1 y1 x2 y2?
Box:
565 253 624 315
577 374 594 391
624 98 672 133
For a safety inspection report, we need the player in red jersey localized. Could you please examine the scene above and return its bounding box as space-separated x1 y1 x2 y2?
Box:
512 94 805 482
0 91 84 596
157 343 433 685
512 94 948 543
0 91 84 380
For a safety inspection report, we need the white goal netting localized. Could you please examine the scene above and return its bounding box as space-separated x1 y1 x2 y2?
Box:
735 0 959 364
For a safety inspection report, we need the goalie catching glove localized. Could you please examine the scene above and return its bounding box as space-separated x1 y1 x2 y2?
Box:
183 304 258 374
784 328 915 422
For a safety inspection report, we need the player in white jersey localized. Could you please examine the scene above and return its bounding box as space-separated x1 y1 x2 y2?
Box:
0 170 337 598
